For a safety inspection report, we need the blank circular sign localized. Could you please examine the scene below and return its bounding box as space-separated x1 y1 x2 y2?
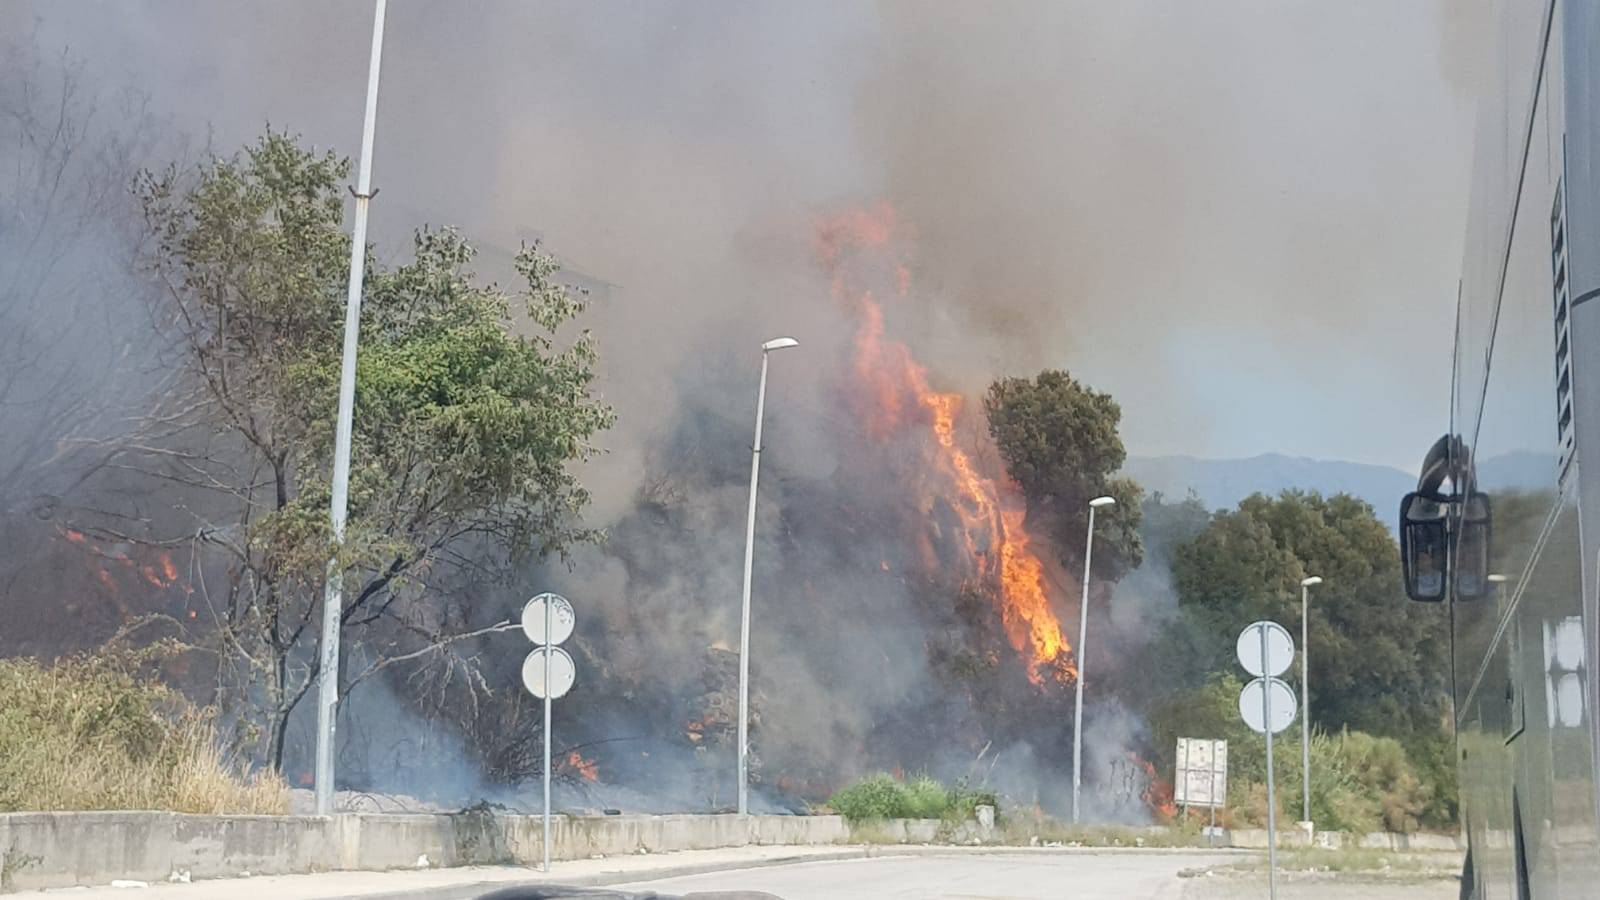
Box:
1236 621 1294 677
522 593 575 646
1239 676 1297 734
521 647 576 700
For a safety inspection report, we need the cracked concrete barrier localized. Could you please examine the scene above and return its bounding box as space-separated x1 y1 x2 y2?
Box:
0 812 850 891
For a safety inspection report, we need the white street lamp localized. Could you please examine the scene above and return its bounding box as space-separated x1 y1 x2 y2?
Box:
315 0 388 817
737 336 798 816
1298 575 1323 829
1071 495 1116 824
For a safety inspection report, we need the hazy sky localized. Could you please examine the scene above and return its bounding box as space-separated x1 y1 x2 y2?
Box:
10 1 1482 474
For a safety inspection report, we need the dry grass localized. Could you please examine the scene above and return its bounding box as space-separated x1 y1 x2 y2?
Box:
0 652 288 814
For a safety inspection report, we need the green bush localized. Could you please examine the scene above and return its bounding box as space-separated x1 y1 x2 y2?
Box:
947 780 1001 823
827 773 999 823
1149 673 1455 833
1226 730 1444 833
902 776 950 819
0 650 287 814
829 774 910 821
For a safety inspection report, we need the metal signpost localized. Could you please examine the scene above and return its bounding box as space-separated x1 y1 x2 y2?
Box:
1237 621 1297 900
522 592 576 873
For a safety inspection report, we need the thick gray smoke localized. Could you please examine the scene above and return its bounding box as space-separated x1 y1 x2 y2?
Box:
1 1 1480 818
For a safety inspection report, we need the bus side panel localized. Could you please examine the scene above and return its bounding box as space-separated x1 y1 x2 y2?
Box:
1556 0 1600 894
1565 0 1600 884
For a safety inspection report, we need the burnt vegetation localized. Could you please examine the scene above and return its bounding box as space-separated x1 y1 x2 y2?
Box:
0 39 1453 830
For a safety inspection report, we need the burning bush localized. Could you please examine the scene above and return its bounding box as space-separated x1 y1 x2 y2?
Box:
0 648 287 814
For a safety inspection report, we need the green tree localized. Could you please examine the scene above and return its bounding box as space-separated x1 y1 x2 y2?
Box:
1139 491 1211 565
984 369 1143 578
1170 491 1450 738
131 131 613 767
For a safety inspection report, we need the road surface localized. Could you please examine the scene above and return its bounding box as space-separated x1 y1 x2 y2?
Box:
613 851 1460 900
615 851 1232 899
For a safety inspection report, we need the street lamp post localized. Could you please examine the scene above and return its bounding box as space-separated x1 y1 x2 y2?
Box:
1298 575 1322 829
315 0 388 817
1071 495 1117 825
737 336 798 816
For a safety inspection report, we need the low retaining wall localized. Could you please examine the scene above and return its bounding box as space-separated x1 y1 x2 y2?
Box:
1226 827 1463 851
0 811 1465 892
0 811 849 892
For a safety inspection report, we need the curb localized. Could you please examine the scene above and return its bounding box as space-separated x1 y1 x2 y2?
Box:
880 844 1258 857
324 845 1257 899
325 848 898 900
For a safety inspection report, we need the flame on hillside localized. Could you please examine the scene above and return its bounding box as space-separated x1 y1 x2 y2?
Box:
816 203 1075 685
54 526 193 618
567 750 600 782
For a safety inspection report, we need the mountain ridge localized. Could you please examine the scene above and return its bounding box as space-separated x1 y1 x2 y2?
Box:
1125 450 1557 518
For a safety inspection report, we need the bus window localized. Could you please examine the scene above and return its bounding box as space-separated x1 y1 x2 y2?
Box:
1400 492 1448 601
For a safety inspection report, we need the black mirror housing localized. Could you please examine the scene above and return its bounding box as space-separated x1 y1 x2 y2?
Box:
1400 491 1449 602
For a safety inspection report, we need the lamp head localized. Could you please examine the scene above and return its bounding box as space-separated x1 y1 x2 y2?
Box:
1089 496 1116 509
1301 576 1323 587
762 337 800 352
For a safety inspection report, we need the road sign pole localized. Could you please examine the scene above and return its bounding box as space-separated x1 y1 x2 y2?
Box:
1207 777 1215 847
543 598 553 873
1261 626 1278 900
521 593 575 873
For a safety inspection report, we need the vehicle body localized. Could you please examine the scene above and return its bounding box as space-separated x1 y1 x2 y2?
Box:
1399 1 1600 896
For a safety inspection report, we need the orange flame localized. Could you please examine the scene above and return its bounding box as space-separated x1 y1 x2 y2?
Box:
1130 752 1178 819
55 526 192 608
819 204 1075 685
567 750 600 782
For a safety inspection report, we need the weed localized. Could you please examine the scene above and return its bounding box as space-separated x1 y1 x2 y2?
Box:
0 653 288 814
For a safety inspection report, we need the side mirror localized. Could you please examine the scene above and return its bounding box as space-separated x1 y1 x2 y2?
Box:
1400 492 1448 602
1455 491 1493 601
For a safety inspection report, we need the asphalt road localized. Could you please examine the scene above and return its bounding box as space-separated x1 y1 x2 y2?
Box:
612 851 1236 899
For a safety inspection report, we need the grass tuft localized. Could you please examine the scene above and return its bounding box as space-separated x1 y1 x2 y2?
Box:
0 652 288 814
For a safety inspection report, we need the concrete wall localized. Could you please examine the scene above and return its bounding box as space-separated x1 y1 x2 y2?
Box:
0 812 849 892
0 811 1463 892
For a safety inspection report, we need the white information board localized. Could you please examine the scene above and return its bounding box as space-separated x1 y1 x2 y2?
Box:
1174 738 1228 808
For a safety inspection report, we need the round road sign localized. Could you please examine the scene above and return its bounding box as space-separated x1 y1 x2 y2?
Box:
1239 676 1297 734
1236 620 1294 677
522 593 575 646
521 647 576 699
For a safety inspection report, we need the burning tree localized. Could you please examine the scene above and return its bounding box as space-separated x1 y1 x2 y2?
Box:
112 131 613 769
984 370 1144 580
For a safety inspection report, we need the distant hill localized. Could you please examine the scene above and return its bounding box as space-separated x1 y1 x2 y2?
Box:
1123 453 1417 517
1125 450 1559 520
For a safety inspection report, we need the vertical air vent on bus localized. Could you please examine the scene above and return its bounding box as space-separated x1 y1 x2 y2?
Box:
1552 171 1576 483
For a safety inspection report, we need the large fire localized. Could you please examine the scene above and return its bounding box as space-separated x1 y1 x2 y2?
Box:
817 203 1075 685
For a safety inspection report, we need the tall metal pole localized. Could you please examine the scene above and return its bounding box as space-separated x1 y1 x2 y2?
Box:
1070 504 1097 825
736 352 768 817
737 339 796 815
1262 626 1279 900
1300 582 1311 826
543 599 553 872
315 0 387 817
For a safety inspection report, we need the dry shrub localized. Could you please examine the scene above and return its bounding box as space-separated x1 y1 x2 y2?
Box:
0 652 288 814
